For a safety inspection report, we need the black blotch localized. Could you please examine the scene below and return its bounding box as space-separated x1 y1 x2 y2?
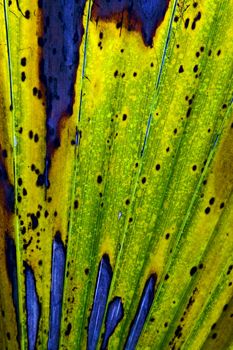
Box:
186 107 192 118
205 207 210 214
29 130 33 139
30 214 39 230
190 266 197 276
209 197 215 205
36 174 45 187
179 65 184 73
141 177 146 184
23 236 33 250
175 325 182 338
184 18 189 29
22 188 27 196
223 304 228 311
97 175 103 184
211 323 216 330
25 10 30 19
21 57 27 66
191 11 201 30
21 72 26 82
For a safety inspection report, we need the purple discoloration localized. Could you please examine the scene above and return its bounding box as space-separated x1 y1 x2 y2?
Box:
48 233 66 350
0 161 14 212
5 235 20 344
25 263 41 350
88 254 113 349
125 274 157 349
39 0 87 186
92 0 170 46
39 0 169 186
101 297 124 349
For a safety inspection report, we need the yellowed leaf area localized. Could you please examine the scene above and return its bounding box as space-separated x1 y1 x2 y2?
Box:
0 0 232 349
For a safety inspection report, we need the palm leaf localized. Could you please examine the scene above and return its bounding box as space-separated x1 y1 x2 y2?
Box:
0 0 232 349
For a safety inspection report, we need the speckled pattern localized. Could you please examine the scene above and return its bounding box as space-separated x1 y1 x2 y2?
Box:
0 0 233 349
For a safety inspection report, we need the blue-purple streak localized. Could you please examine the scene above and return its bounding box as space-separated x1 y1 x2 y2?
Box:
124 274 157 350
88 255 113 349
5 236 20 343
101 297 124 350
48 233 66 350
40 0 87 157
25 263 41 350
92 0 169 46
0 161 14 212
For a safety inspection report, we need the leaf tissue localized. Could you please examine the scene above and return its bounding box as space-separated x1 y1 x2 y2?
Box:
0 0 232 349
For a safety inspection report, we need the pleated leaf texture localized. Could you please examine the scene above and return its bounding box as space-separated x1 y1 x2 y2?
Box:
0 0 233 349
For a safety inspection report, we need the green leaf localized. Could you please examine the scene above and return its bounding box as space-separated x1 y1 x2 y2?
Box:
0 0 232 349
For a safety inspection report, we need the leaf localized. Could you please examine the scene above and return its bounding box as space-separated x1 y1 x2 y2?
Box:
0 0 232 349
